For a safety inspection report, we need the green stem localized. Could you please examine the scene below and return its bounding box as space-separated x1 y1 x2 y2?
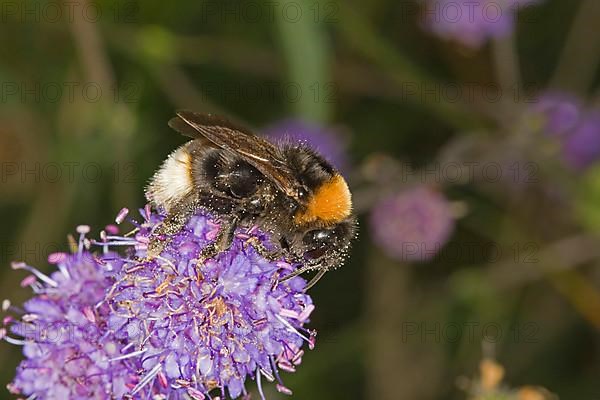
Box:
335 4 490 130
550 0 600 93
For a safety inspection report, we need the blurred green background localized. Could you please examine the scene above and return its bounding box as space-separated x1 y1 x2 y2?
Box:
1 0 600 399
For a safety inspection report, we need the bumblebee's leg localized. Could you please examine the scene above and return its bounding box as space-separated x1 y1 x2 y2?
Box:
277 263 314 283
277 262 327 291
303 269 327 292
196 216 240 265
243 236 282 261
147 214 189 258
147 199 200 259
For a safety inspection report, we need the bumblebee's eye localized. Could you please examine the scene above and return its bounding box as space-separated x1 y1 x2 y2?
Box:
302 228 337 260
303 229 332 244
297 187 309 201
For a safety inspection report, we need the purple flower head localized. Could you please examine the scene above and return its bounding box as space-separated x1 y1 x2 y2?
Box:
264 119 350 172
5 210 316 399
534 92 583 136
562 111 600 170
106 207 316 399
370 186 455 262
424 0 542 48
532 92 600 170
4 226 136 399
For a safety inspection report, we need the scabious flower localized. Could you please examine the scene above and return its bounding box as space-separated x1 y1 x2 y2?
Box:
533 92 582 136
3 226 136 399
370 186 455 262
5 208 316 399
264 119 349 172
560 112 600 170
534 92 600 170
105 207 315 399
423 0 542 48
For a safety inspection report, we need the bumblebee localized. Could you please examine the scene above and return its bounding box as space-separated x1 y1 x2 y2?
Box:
145 111 357 290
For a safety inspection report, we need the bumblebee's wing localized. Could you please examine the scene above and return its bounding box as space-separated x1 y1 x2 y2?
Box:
169 110 298 198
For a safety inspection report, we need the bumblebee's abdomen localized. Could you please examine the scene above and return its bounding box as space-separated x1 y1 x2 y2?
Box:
145 144 194 212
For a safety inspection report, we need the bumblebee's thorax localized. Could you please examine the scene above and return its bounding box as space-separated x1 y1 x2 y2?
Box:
293 174 352 226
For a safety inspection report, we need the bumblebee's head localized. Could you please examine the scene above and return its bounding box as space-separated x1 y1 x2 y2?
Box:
283 145 353 227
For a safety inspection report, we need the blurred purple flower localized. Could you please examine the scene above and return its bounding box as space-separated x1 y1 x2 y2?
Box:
534 92 583 136
423 0 542 48
4 227 135 399
534 92 600 170
264 119 349 172
562 112 600 170
370 186 455 262
105 208 316 399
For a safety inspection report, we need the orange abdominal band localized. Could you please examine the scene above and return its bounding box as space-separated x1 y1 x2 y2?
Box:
293 174 352 226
